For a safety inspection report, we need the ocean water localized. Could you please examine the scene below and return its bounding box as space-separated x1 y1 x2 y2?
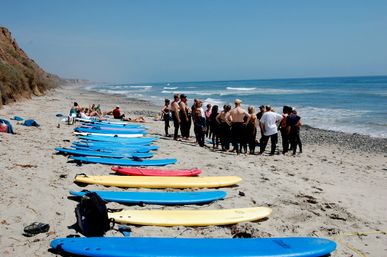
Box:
86 76 387 138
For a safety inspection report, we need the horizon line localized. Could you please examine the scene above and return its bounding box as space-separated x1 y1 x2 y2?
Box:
86 73 387 86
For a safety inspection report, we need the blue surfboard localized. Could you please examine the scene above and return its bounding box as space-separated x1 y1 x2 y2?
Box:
79 135 158 144
75 127 147 134
77 139 156 146
81 122 146 128
79 124 146 131
51 237 336 257
73 139 158 150
55 148 153 158
73 141 159 151
70 156 176 166
69 190 227 205
77 119 146 128
76 118 134 125
72 145 154 154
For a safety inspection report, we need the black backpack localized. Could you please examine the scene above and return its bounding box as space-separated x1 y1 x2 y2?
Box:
75 192 113 237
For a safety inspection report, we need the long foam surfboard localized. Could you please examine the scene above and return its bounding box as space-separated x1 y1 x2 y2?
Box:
72 143 159 152
79 135 157 143
74 132 145 138
74 174 241 188
81 122 144 128
72 145 155 154
69 190 226 205
55 148 153 158
76 118 132 125
80 125 144 132
71 156 176 166
51 237 337 257
73 141 159 151
74 175 242 188
75 127 147 134
108 207 271 226
72 145 154 154
76 119 145 128
112 166 201 176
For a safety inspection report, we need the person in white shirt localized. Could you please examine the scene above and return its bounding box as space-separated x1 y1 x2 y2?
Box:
258 105 282 155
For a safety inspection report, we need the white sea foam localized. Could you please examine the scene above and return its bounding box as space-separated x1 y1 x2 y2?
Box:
163 87 178 90
221 88 320 96
129 85 152 89
95 89 132 95
161 90 216 96
203 98 224 106
296 106 386 138
226 87 256 91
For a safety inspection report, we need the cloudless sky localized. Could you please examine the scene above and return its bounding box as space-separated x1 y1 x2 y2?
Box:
1 0 387 83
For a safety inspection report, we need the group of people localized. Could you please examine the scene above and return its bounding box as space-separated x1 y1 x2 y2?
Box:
69 102 145 122
69 102 104 119
161 94 302 155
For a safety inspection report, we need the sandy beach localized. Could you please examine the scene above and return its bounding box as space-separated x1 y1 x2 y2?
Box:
0 84 386 256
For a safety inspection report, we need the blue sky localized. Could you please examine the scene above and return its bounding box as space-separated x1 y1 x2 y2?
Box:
2 0 387 83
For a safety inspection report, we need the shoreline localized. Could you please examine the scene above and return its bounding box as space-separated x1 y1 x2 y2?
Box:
79 84 387 153
0 84 386 257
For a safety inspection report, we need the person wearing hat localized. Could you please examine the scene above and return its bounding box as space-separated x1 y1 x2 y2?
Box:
112 105 125 120
227 99 250 154
256 105 266 120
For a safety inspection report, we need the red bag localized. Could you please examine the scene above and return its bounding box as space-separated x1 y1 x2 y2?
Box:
0 123 8 133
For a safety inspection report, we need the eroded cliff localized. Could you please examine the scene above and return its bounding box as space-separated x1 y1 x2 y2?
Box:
0 27 58 107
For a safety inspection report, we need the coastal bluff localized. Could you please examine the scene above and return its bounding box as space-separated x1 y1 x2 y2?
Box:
0 27 58 107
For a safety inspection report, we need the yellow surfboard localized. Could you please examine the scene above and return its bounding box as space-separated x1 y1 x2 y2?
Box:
108 207 272 226
74 175 242 188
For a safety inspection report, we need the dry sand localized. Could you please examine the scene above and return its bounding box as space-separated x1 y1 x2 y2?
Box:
0 84 386 256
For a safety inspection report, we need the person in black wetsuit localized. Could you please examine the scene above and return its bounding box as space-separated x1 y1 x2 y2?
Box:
246 106 257 154
279 105 292 154
208 105 220 149
227 99 250 155
179 94 191 140
216 105 232 151
161 99 171 136
192 100 206 147
288 108 302 155
171 94 180 140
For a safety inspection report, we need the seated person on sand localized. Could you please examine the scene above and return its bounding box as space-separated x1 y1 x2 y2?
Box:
90 104 102 116
127 116 146 123
78 108 105 120
69 102 82 117
112 105 126 120
106 105 146 122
